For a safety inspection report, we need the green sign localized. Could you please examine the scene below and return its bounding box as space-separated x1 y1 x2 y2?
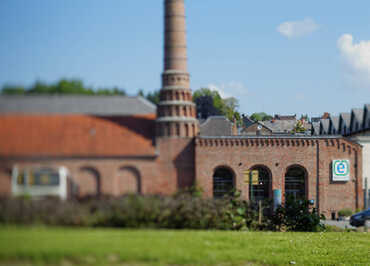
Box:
332 160 350 181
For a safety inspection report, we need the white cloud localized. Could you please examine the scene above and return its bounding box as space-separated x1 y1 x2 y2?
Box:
207 81 248 99
277 18 319 38
337 34 370 87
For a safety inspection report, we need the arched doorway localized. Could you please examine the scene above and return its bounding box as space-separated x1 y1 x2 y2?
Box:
285 165 307 200
116 166 141 195
75 167 101 197
213 167 235 198
249 165 272 202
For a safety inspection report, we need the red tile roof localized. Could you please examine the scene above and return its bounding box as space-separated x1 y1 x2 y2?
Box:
0 114 157 157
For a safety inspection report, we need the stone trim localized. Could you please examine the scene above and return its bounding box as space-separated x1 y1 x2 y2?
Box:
158 101 195 106
161 86 192 91
195 137 360 153
157 117 197 122
162 70 189 75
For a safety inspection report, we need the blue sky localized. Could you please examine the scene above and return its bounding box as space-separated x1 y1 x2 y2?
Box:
1 0 370 117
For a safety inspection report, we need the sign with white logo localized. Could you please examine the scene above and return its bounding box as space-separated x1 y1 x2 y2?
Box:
332 160 350 181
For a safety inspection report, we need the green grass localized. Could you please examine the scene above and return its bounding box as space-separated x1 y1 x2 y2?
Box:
0 227 369 266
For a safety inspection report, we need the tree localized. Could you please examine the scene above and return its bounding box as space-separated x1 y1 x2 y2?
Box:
192 88 241 124
137 90 160 105
300 114 309 122
292 120 306 134
250 112 272 122
1 79 126 96
194 94 221 119
1 85 26 95
145 91 160 105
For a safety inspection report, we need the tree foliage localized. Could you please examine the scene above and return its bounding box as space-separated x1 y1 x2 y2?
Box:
138 89 160 105
192 88 241 124
1 79 126 96
2 80 244 123
271 196 324 232
250 112 272 122
292 120 306 134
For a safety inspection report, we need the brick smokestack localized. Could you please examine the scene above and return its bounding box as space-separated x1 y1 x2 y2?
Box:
156 0 198 138
164 0 188 72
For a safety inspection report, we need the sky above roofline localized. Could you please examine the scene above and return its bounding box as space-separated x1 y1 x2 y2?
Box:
1 0 370 117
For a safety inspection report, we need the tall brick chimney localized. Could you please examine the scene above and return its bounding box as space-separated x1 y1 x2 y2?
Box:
156 0 198 138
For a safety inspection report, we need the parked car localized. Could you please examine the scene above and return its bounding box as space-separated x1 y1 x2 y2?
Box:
350 208 370 227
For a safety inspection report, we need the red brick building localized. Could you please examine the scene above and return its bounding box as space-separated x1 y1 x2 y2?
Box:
0 0 364 217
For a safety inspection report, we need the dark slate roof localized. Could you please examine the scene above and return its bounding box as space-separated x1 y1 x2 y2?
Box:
0 95 156 115
330 116 340 132
340 112 351 127
352 108 364 125
240 121 273 135
312 122 320 135
311 117 321 123
262 120 296 133
274 114 296 120
364 105 370 129
199 116 233 136
320 119 330 134
242 115 255 128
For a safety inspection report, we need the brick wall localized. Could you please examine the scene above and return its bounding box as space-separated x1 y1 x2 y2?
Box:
195 137 363 218
0 164 11 196
1 136 363 218
0 137 195 198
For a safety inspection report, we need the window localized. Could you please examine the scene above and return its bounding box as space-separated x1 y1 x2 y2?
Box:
249 166 271 202
213 167 234 198
285 166 306 200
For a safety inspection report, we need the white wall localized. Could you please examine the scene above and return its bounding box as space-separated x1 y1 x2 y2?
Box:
350 132 370 208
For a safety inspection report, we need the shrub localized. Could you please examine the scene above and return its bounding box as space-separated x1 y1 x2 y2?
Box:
270 196 324 232
338 209 353 217
0 193 262 231
0 194 325 232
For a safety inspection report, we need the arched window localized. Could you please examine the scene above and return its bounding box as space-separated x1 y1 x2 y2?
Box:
116 166 141 195
249 165 271 202
285 165 307 200
183 106 187 116
213 167 235 198
76 167 101 197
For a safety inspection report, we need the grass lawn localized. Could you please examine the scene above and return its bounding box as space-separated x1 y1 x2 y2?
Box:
0 227 369 266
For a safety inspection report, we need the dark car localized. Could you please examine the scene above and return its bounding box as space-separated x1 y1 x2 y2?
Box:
350 208 370 227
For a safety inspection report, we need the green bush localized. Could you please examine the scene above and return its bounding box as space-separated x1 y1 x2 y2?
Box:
270 196 324 232
0 193 262 231
338 208 353 217
0 194 325 232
